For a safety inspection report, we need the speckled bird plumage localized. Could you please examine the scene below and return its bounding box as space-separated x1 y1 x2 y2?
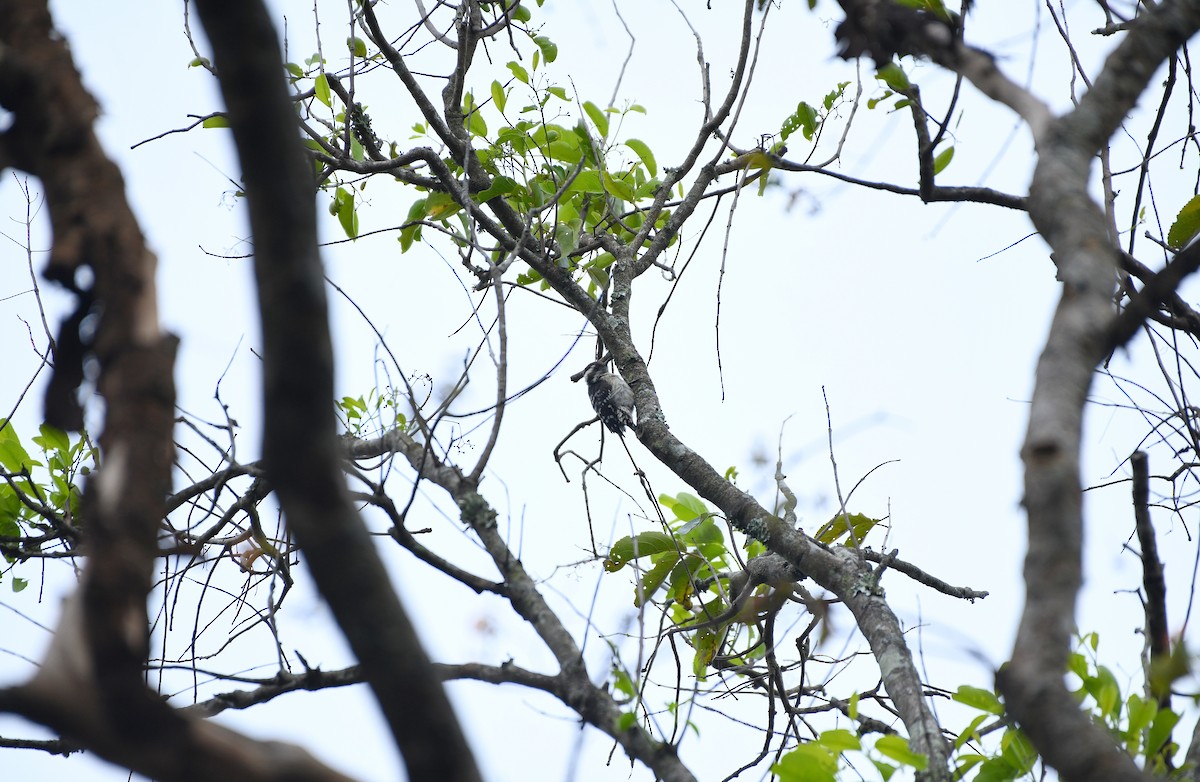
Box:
584 361 635 435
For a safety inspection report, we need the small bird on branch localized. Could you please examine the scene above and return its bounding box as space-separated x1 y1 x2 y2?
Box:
581 360 636 435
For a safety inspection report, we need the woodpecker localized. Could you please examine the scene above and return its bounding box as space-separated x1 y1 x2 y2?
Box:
584 361 636 435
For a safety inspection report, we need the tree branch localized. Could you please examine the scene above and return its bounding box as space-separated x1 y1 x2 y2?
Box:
191 2 481 780
998 4 1200 781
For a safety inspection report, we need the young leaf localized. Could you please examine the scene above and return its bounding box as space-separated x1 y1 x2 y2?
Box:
601 171 635 203
463 93 487 138
533 35 558 64
33 424 70 454
424 191 461 222
1146 707 1181 757
476 175 519 203
660 492 709 522
773 744 838 782
314 72 332 107
816 728 861 752
605 531 678 570
636 552 680 606
877 63 911 91
951 684 1004 715
490 80 507 114
1167 193 1200 249
781 101 819 142
874 736 927 770
932 145 955 175
0 421 38 472
507 61 529 84
624 139 657 176
583 100 609 137
399 198 427 253
331 187 359 239
954 714 989 750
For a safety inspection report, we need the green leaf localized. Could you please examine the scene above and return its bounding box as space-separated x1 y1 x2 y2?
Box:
954 714 989 750
824 82 849 110
507 61 529 84
659 492 709 524
668 556 703 604
773 744 837 782
188 56 212 69
605 531 678 571
202 115 229 128
601 171 635 203
533 35 558 64
331 187 359 239
877 63 910 91
616 711 637 731
12 577 28 593
33 424 70 455
583 101 609 137
314 73 332 107
635 552 680 606
932 145 955 175
423 191 461 222
546 138 582 163
0 421 37 472
564 170 606 195
874 736 927 770
816 728 861 752
781 101 819 142
1067 651 1089 682
624 139 657 177
490 80 507 114
678 517 722 546
872 760 898 782
1168 193 1200 249
347 36 368 58
399 198 427 253
1147 706 1181 757
952 684 1004 715
0 484 23 531
691 628 720 677
972 757 1019 782
953 754 987 779
999 728 1036 774
1150 638 1191 700
463 93 488 138
611 664 636 698
813 512 880 546
476 175 519 203
1125 693 1156 737
1085 664 1121 718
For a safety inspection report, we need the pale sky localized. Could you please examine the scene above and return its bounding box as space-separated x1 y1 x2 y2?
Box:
1 1 1193 780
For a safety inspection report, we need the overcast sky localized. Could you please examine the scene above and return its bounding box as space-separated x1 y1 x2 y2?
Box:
2 1 1195 780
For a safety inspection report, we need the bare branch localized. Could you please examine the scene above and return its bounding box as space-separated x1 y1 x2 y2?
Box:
191 1 481 779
